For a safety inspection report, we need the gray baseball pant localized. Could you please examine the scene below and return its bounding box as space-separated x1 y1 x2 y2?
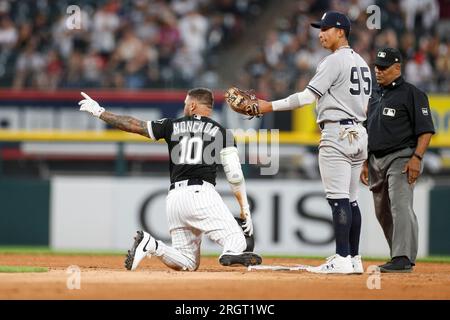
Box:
368 147 420 263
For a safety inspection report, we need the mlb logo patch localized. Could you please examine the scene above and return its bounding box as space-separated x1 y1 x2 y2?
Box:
377 52 386 58
421 108 429 116
383 107 396 117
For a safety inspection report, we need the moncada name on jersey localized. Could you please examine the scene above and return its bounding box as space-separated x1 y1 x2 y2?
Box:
173 120 220 137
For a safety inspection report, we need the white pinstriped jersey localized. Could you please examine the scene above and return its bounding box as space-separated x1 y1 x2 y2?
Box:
307 47 371 123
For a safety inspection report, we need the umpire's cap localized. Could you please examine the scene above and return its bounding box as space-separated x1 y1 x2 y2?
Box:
374 47 403 67
310 11 351 33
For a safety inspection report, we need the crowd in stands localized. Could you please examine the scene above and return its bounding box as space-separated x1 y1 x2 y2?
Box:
0 0 449 95
0 0 266 90
240 0 450 98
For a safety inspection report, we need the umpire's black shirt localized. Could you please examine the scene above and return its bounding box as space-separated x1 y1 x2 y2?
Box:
366 76 435 157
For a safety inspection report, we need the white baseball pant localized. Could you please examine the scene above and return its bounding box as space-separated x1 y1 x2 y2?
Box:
318 122 368 201
155 180 246 271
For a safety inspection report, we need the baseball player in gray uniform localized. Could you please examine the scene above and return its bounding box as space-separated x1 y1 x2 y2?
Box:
78 88 262 271
256 12 371 274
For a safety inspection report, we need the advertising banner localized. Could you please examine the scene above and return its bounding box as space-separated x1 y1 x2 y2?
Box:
51 177 430 257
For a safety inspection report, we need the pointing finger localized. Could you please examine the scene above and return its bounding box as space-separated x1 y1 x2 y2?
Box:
81 92 92 100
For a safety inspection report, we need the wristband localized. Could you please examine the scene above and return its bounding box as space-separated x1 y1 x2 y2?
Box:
413 153 423 161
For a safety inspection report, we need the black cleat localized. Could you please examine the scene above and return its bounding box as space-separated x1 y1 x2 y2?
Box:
378 256 413 273
219 252 262 267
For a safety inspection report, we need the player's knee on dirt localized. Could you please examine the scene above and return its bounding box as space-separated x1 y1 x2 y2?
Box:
188 258 201 271
167 257 199 272
184 261 200 271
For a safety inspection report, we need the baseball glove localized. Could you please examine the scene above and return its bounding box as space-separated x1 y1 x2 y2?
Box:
225 87 262 119
235 217 255 252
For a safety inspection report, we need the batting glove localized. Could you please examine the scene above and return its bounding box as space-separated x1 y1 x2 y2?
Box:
78 92 105 118
241 206 254 236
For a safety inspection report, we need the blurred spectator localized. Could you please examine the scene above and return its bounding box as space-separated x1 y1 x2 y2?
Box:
172 45 203 85
401 0 439 33
245 50 269 80
45 49 63 90
399 32 416 61
136 15 160 44
238 0 447 100
91 2 120 55
0 16 17 48
171 0 199 17
178 9 209 53
0 0 448 94
12 40 45 89
61 50 84 88
0 0 265 90
405 51 433 91
436 40 450 91
263 31 283 67
374 28 399 49
83 49 105 88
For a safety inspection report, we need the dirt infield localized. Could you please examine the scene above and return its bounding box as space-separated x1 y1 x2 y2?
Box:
0 254 449 300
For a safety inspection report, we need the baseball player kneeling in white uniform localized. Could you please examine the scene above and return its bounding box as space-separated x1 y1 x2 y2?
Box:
78 88 262 271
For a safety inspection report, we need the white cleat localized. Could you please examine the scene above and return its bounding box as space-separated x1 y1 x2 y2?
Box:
351 255 364 274
307 254 354 274
124 230 156 271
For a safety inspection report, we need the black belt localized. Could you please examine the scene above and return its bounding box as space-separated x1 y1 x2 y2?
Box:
169 178 204 190
319 119 355 130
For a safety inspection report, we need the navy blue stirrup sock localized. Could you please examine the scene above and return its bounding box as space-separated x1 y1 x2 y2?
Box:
349 201 362 256
328 198 352 257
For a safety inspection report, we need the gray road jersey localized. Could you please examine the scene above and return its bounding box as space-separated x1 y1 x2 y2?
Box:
307 47 371 123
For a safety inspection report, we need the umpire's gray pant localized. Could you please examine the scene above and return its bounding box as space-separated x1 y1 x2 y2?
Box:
368 147 420 263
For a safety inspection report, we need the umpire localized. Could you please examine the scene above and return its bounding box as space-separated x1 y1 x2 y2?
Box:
360 47 435 273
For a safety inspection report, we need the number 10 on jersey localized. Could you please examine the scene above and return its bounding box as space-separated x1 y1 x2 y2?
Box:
179 136 204 164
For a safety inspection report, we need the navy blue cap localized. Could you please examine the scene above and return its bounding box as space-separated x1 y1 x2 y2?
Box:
374 47 402 67
311 11 351 33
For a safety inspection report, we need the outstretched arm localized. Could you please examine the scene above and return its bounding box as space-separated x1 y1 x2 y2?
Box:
78 92 150 138
99 112 149 138
258 88 318 114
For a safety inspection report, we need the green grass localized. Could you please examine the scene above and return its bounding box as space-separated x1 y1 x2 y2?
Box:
1 247 449 263
0 265 48 273
0 246 124 256
416 256 450 263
